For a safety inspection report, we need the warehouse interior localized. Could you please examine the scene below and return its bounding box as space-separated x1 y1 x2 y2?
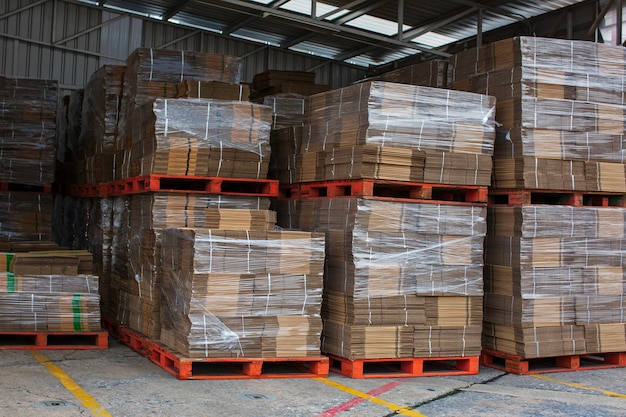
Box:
2 1 626 417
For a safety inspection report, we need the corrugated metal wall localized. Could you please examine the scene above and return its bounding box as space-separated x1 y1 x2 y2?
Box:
0 0 367 96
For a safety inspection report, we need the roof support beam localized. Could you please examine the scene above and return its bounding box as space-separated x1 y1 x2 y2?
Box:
162 0 195 21
617 0 623 44
0 0 48 21
53 13 127 45
397 0 404 41
445 0 527 23
331 0 388 25
222 0 291 35
402 7 476 41
586 0 614 40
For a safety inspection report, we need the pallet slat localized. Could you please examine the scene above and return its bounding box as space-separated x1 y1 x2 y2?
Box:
481 348 626 375
327 354 479 378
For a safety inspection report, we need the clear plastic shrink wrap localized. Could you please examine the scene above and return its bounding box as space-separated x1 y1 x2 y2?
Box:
279 198 486 360
160 228 326 358
485 205 626 357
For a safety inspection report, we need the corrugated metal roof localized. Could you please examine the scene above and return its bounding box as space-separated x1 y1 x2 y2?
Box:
79 0 589 67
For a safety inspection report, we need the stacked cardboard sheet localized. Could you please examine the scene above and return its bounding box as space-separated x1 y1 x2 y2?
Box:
452 37 626 191
160 227 325 358
111 194 270 338
484 205 626 358
0 77 57 184
377 59 452 89
0 192 53 242
279 198 486 360
251 70 329 101
261 94 307 130
0 250 100 331
119 98 272 179
176 80 250 101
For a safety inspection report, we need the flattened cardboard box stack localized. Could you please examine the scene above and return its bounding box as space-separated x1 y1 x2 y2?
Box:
292 81 495 185
451 37 626 192
0 77 57 243
0 248 101 332
160 228 325 358
450 36 626 359
273 81 496 361
485 206 626 357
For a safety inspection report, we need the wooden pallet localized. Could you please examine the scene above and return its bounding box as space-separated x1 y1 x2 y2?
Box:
280 179 488 204
0 330 108 350
327 354 479 379
488 189 626 207
481 348 626 375
103 316 329 380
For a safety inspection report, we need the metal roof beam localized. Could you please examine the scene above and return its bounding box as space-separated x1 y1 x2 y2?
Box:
402 7 477 41
162 0 195 21
445 0 527 22
222 0 291 35
202 0 451 57
586 0 614 40
331 0 388 25
334 44 380 61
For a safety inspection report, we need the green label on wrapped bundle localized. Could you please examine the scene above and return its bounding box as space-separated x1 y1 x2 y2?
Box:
72 294 82 331
2 253 14 272
6 272 15 293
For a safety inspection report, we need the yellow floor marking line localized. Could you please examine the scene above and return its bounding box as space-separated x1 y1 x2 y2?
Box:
532 374 626 399
315 377 427 417
31 351 113 417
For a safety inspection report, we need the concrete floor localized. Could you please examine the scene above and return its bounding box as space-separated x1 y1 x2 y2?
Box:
2 338 626 417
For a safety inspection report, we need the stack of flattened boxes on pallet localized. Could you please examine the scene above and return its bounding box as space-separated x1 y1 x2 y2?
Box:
103 48 326 360
272 81 496 360
0 77 57 243
0 247 101 332
452 37 626 357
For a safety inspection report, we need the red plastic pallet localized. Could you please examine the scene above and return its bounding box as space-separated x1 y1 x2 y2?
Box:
0 182 52 193
0 330 108 350
103 316 329 380
104 175 279 197
488 189 626 207
326 354 479 379
146 341 329 380
280 180 488 204
101 316 151 356
481 348 626 375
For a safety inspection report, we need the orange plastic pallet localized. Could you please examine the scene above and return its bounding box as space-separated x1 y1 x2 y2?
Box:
0 331 108 350
0 182 52 193
280 180 488 204
104 175 279 197
101 316 151 356
146 341 330 380
481 348 626 375
488 189 626 207
326 354 479 378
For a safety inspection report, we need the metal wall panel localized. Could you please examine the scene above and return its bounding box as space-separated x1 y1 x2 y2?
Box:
0 0 366 96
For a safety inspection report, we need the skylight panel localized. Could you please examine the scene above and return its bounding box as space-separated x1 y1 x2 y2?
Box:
280 0 342 18
345 15 411 36
411 32 457 48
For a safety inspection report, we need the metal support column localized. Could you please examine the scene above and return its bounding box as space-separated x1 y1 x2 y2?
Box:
477 7 483 47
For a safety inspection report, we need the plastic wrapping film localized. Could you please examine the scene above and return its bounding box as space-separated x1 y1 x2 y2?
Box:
160 228 325 358
0 192 53 242
79 65 125 156
491 157 626 192
485 205 626 357
261 94 307 130
302 81 496 155
87 197 113 313
0 273 101 331
452 36 626 164
117 48 241 153
113 194 270 338
280 197 485 359
118 98 272 180
0 77 57 184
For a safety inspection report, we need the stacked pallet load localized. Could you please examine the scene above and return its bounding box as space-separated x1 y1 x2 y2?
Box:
251 70 329 101
160 225 326 361
0 77 57 243
376 59 452 89
106 49 291 355
451 37 626 373
0 245 106 349
273 81 496 377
